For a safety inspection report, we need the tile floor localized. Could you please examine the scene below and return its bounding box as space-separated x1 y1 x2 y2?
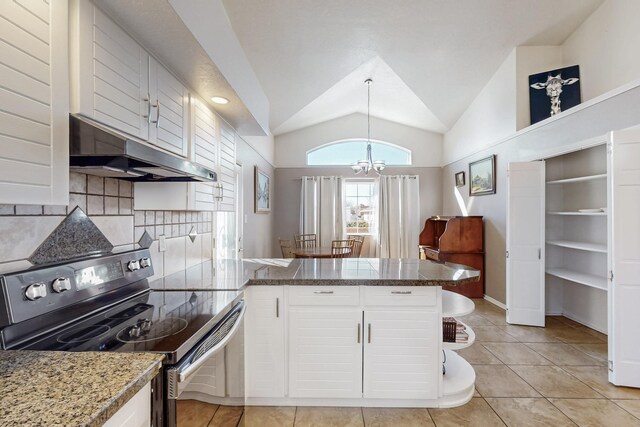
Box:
177 299 640 426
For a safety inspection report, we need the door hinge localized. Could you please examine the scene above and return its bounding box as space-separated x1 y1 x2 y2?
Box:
609 270 614 281
538 248 541 260
506 251 509 259
212 237 216 249
608 360 614 372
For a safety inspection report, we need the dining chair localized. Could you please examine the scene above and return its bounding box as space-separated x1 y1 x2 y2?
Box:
278 238 295 258
331 239 353 258
294 233 317 249
347 235 365 258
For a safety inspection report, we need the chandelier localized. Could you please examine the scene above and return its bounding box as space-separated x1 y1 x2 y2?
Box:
352 79 385 175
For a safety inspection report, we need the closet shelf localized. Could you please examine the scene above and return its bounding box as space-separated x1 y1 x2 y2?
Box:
547 211 607 216
546 240 607 253
546 268 607 291
546 174 607 185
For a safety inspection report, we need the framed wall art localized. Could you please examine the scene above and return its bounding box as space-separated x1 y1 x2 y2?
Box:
455 171 465 187
529 65 581 125
254 166 271 213
469 155 496 196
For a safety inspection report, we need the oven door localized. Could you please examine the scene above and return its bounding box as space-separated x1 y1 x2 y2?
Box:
165 300 245 427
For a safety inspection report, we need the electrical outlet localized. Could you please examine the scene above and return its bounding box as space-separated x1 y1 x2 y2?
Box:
158 235 166 252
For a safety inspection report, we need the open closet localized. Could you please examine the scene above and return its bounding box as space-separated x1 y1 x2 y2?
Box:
506 127 640 388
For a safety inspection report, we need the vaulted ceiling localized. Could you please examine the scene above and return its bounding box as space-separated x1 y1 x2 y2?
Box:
223 0 603 136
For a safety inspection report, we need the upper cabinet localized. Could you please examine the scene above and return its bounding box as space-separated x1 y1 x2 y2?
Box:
217 123 237 212
0 0 69 205
70 0 188 157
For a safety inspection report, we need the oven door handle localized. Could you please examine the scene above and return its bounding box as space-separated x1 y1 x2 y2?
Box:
177 301 246 383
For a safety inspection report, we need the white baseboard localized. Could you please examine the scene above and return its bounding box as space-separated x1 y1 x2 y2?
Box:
562 311 608 335
483 294 506 310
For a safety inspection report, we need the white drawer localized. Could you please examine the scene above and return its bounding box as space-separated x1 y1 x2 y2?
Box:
363 286 437 307
288 286 360 306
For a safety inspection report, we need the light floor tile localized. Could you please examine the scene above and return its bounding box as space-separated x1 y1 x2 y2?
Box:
563 366 640 399
239 406 296 427
526 343 603 366
613 400 640 419
209 405 243 427
428 398 505 426
294 407 364 427
176 400 217 427
482 343 553 365
362 407 434 427
473 365 540 398
570 343 608 363
499 324 561 343
455 345 503 365
549 327 606 344
458 313 496 326
485 398 575 427
550 398 640 427
473 326 518 343
509 365 603 398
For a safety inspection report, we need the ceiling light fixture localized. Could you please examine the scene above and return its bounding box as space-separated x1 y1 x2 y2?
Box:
352 79 385 176
211 96 229 105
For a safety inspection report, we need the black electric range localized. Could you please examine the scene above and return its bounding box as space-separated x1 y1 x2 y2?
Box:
0 248 245 427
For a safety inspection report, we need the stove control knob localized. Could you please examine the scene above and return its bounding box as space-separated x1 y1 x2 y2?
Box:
52 277 71 293
139 258 151 268
127 260 140 272
25 283 47 301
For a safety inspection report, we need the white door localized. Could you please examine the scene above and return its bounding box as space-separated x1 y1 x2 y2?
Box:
288 308 362 398
244 287 285 398
363 309 439 399
506 161 546 326
608 129 640 387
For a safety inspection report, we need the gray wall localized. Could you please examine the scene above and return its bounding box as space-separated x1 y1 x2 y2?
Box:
273 166 443 256
237 137 275 258
441 85 640 304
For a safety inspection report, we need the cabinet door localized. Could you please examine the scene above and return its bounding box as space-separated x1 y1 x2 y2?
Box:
190 96 219 211
245 287 285 398
363 309 439 400
149 57 189 157
72 0 149 140
506 161 546 327
217 123 236 211
608 130 640 387
288 308 362 398
0 0 69 205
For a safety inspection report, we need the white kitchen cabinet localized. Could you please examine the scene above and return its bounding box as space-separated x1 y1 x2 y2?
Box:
148 57 189 157
363 308 440 399
71 0 150 140
71 1 189 158
0 0 69 205
244 286 285 398
288 307 363 398
103 382 150 427
217 123 237 212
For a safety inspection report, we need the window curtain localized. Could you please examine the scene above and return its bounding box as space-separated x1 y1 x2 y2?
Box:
300 176 344 246
377 175 420 258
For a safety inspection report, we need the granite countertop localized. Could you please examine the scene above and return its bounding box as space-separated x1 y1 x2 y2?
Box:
0 351 164 427
151 257 480 290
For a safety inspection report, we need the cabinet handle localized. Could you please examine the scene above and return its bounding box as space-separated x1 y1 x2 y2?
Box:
144 93 152 123
357 323 361 343
391 291 412 295
276 297 279 318
313 290 334 294
368 323 371 343
153 100 161 128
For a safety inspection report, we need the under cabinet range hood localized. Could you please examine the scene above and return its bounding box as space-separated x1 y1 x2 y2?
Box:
69 115 217 182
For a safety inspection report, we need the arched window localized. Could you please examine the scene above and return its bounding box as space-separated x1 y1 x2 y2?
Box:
306 140 411 166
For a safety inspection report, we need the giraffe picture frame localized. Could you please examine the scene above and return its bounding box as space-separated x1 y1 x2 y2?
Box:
529 65 581 125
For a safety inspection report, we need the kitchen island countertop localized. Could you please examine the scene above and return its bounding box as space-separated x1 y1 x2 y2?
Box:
0 351 163 427
151 257 480 290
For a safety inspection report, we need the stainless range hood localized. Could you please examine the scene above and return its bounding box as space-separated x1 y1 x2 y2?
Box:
69 115 217 182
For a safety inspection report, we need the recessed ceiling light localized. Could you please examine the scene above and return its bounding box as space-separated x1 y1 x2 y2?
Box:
211 96 229 105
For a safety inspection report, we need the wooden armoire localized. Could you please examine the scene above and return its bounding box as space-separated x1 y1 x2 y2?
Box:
419 216 484 298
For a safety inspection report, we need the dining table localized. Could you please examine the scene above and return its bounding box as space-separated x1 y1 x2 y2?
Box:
292 246 335 258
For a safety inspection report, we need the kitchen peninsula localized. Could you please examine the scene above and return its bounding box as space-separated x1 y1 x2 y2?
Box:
152 257 480 409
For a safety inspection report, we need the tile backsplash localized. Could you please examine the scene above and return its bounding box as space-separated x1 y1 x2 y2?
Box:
0 172 213 280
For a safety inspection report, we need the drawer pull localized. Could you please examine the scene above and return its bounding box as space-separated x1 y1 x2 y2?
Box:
276 297 279 318
357 323 361 343
313 290 334 294
368 323 372 343
391 291 412 295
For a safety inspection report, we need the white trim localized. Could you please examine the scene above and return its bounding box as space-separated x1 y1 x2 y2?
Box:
483 294 506 310
442 78 640 167
562 311 608 335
